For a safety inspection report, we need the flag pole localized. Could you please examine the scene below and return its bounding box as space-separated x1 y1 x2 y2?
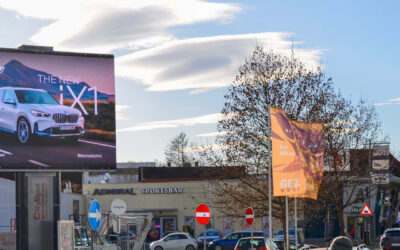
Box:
295 197 298 250
268 107 273 250
285 196 289 250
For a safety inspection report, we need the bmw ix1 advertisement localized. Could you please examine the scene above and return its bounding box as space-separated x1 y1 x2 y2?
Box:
0 49 116 169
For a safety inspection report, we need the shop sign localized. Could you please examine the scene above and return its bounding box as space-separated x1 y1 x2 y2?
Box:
350 206 361 214
372 159 389 170
141 187 183 194
93 188 136 195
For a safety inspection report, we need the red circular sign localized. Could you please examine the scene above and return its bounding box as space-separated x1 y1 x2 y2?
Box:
195 204 211 225
245 207 254 225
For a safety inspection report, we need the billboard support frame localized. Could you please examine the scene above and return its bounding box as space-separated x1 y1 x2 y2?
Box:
16 171 60 250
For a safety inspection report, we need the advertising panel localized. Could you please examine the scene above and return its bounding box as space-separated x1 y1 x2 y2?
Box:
270 107 324 199
27 175 54 249
0 49 116 169
371 173 390 185
223 216 234 236
373 145 390 157
58 220 74 250
372 159 390 171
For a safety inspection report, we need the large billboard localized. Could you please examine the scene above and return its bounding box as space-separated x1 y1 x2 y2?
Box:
0 48 116 169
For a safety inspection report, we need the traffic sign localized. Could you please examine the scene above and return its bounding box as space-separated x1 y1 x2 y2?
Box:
88 200 102 231
360 204 373 216
245 207 254 225
195 204 211 225
111 199 127 216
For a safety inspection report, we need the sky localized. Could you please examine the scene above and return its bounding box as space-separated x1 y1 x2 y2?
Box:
0 0 399 163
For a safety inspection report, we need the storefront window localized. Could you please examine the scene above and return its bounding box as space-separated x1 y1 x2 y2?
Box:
184 216 195 237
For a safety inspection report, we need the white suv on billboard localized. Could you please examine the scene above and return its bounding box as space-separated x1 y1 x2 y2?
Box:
0 87 85 143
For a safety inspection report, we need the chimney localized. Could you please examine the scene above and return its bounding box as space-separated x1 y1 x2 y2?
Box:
194 162 199 167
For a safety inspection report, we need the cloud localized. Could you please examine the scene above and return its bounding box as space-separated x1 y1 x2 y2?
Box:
0 0 240 53
116 33 323 92
373 102 392 107
374 97 400 107
196 131 228 137
116 104 131 121
117 113 224 132
389 98 400 102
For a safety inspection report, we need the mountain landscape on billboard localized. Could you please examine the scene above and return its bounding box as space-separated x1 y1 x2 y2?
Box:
0 60 114 102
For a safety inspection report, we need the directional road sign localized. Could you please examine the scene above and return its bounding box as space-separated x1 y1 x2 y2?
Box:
245 207 254 225
195 204 211 225
88 200 102 231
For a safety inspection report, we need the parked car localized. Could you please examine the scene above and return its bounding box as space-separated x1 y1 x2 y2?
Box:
161 231 176 238
234 237 278 250
208 231 266 250
274 228 304 245
104 231 136 244
273 239 300 250
197 230 222 248
149 232 197 250
380 228 400 250
0 87 84 143
298 244 320 250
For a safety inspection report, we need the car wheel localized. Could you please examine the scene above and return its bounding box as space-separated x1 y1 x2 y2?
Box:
186 245 195 250
17 118 31 144
155 246 163 250
215 244 222 250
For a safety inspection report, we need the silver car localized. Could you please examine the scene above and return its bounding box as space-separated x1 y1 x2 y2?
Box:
0 87 84 143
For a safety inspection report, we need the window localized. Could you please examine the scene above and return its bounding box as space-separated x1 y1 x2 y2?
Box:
3 90 14 103
385 230 400 236
226 233 239 240
178 234 188 240
166 234 180 241
15 90 58 105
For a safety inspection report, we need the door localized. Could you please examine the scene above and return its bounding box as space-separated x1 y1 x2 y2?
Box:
0 89 18 131
225 232 240 250
163 234 183 250
161 217 177 235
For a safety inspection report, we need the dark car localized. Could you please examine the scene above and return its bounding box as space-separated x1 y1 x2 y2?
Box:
234 237 278 250
380 228 400 249
197 230 222 248
274 228 303 245
208 231 265 250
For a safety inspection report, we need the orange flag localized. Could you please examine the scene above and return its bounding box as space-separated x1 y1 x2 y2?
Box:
270 107 324 199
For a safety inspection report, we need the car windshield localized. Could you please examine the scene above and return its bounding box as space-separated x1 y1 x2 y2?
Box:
199 231 219 237
237 239 265 249
15 90 59 105
385 230 400 236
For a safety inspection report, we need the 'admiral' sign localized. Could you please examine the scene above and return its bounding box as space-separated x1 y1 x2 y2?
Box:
93 188 136 195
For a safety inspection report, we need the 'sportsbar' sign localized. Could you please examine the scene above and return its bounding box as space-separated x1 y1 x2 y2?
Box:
0 48 116 169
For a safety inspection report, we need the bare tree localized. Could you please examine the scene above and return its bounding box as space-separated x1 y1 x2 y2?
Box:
165 132 192 167
200 47 380 241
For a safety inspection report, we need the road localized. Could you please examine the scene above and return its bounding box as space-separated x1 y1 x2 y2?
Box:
0 132 116 169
